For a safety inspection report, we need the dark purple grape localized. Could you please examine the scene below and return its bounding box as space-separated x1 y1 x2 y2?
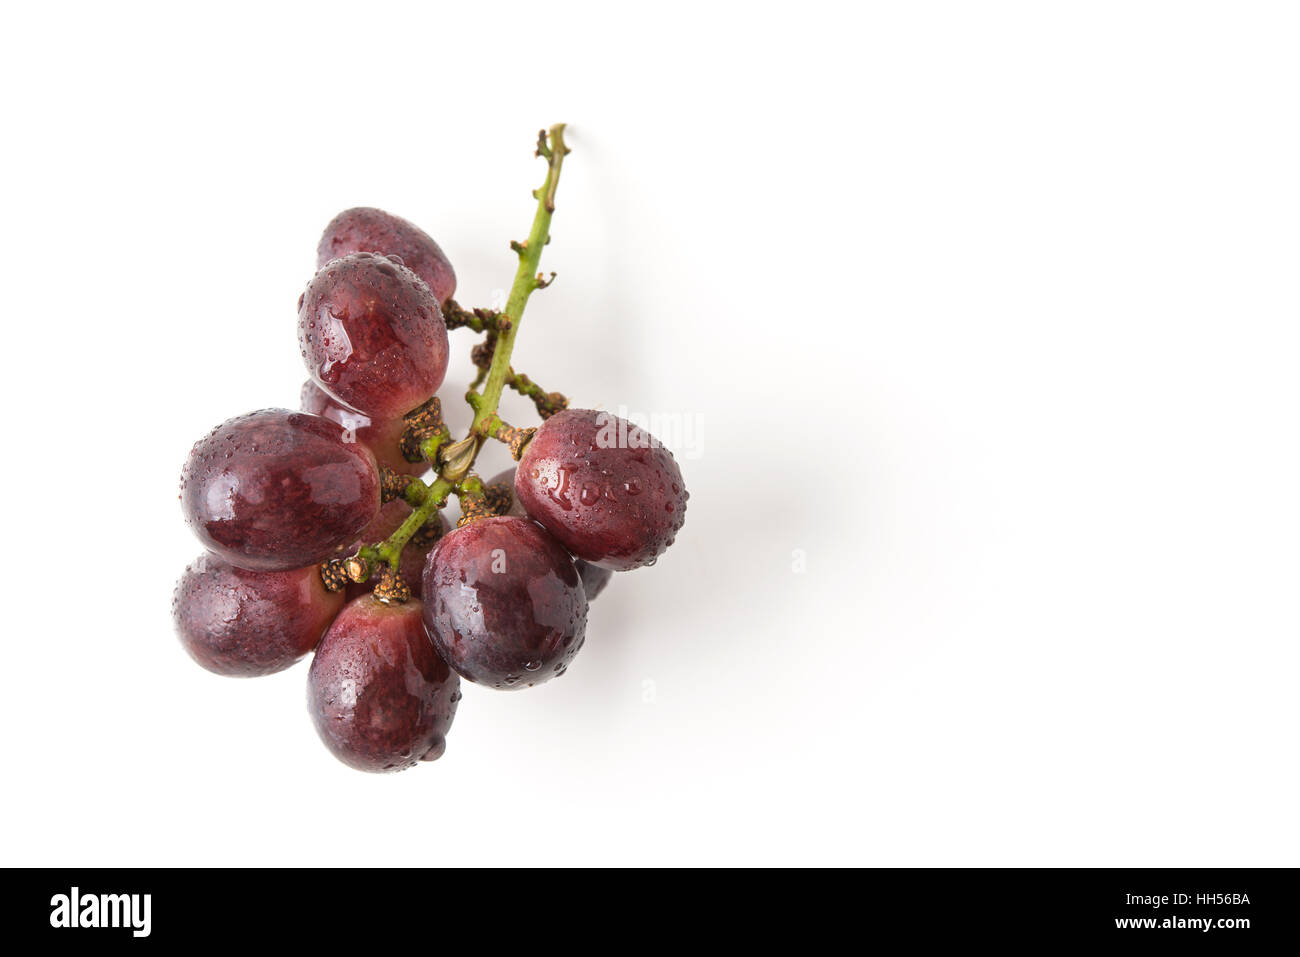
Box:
308 595 459 772
513 409 688 571
180 409 381 571
344 500 448 600
486 467 614 602
298 252 449 419
318 207 457 306
173 554 344 677
300 380 428 478
422 516 587 690
576 561 613 600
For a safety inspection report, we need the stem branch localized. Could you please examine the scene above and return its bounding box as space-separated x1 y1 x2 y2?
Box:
471 123 569 440
342 124 570 601
375 478 453 568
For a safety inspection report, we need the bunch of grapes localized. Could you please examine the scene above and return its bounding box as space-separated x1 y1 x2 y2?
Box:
172 126 688 772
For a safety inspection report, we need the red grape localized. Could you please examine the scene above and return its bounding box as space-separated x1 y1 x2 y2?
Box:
172 554 343 676
299 380 427 478
308 595 459 772
513 409 688 570
576 561 613 601
486 467 614 601
180 409 381 571
421 516 587 690
298 252 449 419
318 207 457 306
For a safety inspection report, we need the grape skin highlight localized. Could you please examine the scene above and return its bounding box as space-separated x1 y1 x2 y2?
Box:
487 467 613 601
180 409 381 571
422 516 587 690
308 595 459 772
172 554 344 677
298 252 449 419
514 409 688 571
318 207 457 306
300 379 428 479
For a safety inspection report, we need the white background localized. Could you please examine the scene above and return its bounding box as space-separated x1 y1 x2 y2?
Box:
1 2 1296 866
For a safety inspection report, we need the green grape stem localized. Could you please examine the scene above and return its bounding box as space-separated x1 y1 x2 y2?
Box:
357 124 571 592
471 123 569 440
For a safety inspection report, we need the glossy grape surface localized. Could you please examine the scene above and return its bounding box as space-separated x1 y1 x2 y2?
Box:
180 409 381 571
422 516 587 690
487 467 613 601
318 207 457 306
299 380 427 478
514 409 688 570
576 561 613 600
172 554 344 676
298 252 449 419
308 595 459 772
